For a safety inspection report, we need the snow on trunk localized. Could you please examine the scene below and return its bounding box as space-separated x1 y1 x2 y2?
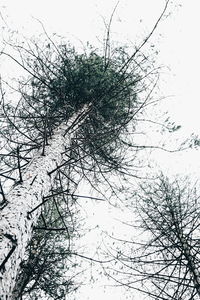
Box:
0 106 88 299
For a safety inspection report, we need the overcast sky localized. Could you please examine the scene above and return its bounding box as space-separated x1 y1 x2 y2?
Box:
1 1 200 299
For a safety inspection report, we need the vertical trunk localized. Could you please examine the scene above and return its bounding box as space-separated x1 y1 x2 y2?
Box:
0 107 88 299
181 238 200 296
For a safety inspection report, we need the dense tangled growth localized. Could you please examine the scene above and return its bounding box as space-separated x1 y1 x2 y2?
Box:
1 38 152 187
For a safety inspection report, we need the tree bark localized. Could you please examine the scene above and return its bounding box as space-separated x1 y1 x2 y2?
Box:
0 106 88 299
180 238 200 297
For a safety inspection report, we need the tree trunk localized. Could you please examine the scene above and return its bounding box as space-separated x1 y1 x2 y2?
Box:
0 106 88 299
180 238 200 296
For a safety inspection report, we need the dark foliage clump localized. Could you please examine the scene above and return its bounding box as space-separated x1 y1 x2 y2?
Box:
0 37 151 184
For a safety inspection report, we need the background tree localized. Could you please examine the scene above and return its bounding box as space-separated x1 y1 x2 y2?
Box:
108 175 200 299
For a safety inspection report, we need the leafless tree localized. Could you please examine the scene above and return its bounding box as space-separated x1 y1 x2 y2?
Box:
108 175 200 300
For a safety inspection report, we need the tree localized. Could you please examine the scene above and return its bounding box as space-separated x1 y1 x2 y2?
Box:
0 2 170 298
109 175 200 299
0 38 150 300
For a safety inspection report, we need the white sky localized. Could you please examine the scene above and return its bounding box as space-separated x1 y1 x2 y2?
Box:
1 1 200 299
